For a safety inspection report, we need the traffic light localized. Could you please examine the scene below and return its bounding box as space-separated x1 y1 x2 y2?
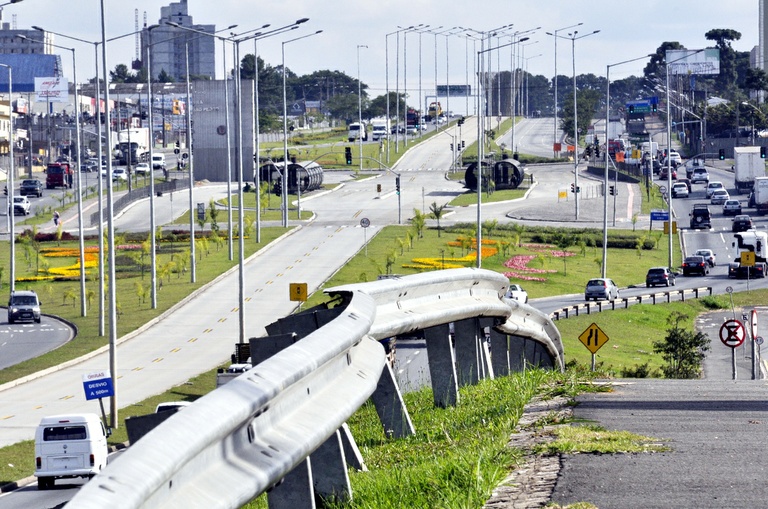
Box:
570 183 575 193
719 148 725 160
628 105 635 114
609 185 615 196
761 146 766 159
172 99 180 115
595 146 600 158
345 147 352 165
450 143 454 151
461 140 465 149
652 103 657 113
395 176 401 195
458 117 465 126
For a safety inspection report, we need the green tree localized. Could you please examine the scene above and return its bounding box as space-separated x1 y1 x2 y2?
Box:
157 69 175 83
411 209 426 239
705 28 742 98
429 202 447 237
653 312 711 379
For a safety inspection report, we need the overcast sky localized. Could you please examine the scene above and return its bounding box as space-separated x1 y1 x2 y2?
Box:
4 0 761 109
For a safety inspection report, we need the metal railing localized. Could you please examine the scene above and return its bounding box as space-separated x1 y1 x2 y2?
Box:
88 178 189 227
68 268 563 508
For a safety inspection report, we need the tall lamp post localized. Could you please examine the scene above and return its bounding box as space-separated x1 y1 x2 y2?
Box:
475 36 528 268
357 44 367 172
0 64 14 292
603 54 653 278
549 22 582 157
282 30 323 227
547 29 600 220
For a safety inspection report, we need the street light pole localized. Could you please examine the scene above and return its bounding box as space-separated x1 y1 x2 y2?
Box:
0 64 14 292
603 54 653 278
357 44 367 172
550 22 582 157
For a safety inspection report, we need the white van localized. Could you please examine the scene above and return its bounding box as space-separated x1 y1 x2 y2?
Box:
348 122 367 142
151 153 166 169
34 413 108 490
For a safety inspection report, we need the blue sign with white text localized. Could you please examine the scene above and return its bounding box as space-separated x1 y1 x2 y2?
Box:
83 376 115 401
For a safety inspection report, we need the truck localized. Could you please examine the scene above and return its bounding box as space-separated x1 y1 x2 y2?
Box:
347 122 367 142
116 127 151 166
45 162 72 189
370 119 390 141
753 176 768 215
730 230 768 278
427 101 442 121
733 146 766 194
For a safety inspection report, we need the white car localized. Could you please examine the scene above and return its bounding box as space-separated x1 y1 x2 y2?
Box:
504 284 528 303
112 167 127 182
706 181 724 198
12 195 30 215
710 188 730 204
134 162 151 175
671 182 689 198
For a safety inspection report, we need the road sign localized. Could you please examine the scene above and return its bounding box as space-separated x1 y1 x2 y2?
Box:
752 310 758 340
740 251 755 266
82 370 114 401
651 209 669 221
289 282 308 302
757 336 764 346
579 323 609 354
719 319 746 348
360 217 370 228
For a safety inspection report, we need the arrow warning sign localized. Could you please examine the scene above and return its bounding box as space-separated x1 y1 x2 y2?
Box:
579 323 610 354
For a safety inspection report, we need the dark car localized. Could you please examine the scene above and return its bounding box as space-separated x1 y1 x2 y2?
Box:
689 204 711 230
646 267 676 287
682 256 710 276
18 179 43 198
732 214 753 233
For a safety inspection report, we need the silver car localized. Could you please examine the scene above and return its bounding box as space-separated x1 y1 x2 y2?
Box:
585 278 620 301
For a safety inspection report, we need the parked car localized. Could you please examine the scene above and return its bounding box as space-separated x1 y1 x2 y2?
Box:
706 181 724 198
710 188 730 204
19 179 43 198
682 255 710 276
504 284 528 303
646 267 676 287
671 182 689 198
584 278 620 301
691 167 710 184
694 249 716 267
732 214 754 232
722 199 742 216
12 195 30 215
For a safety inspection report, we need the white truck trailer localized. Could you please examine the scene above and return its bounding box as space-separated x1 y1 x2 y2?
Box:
734 146 766 194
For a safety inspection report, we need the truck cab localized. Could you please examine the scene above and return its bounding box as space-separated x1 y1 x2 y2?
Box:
45 163 72 189
347 122 367 142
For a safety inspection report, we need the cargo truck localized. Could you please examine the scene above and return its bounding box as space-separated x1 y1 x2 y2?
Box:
753 176 768 215
347 122 367 142
371 119 390 141
733 146 766 194
116 127 151 166
730 230 768 278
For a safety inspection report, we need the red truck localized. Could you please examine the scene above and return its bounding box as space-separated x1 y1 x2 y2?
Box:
45 163 72 189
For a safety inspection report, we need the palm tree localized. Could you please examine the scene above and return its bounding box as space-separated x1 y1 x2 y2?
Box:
429 202 447 237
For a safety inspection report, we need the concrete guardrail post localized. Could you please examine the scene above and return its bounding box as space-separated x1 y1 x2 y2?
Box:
424 323 460 408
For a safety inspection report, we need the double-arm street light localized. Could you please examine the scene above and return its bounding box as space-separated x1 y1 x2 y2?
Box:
602 54 654 278
549 22 582 157
475 36 529 268
547 29 600 220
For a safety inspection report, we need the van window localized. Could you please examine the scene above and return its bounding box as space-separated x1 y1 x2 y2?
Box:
11 295 38 306
43 425 87 441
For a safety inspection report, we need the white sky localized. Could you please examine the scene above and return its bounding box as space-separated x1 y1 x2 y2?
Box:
4 0 761 105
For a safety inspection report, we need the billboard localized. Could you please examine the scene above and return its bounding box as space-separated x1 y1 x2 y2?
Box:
666 49 720 76
437 85 471 97
35 77 69 102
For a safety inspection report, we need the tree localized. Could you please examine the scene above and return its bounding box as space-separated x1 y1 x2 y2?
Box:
653 312 711 379
366 92 405 119
157 69 175 83
560 88 601 141
744 68 768 103
110 64 134 83
429 202 447 237
411 209 426 239
326 93 363 124
705 29 742 98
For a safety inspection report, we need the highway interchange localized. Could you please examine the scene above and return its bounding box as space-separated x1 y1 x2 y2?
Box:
2 117 768 505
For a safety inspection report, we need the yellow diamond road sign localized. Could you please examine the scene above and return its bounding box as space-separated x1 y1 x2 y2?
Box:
579 323 610 354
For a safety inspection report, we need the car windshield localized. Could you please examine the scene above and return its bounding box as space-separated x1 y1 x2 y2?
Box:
11 295 37 305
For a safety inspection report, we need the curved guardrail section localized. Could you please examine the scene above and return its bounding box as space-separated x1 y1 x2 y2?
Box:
68 268 565 509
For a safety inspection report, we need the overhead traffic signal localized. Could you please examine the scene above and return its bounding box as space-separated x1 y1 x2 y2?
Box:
719 148 725 160
570 183 575 193
652 103 657 113
609 185 615 196
450 143 454 151
762 146 766 159
345 147 352 165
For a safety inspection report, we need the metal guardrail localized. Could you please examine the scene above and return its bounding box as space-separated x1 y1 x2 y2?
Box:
69 268 563 508
551 286 713 320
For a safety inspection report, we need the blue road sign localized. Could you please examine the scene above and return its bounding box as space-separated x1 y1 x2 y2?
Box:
82 370 115 401
650 210 669 221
